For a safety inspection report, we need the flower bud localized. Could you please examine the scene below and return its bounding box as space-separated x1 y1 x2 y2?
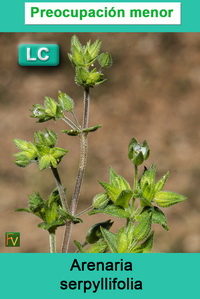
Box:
128 138 150 166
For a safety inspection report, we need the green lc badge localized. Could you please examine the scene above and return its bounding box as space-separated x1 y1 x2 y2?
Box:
18 44 60 66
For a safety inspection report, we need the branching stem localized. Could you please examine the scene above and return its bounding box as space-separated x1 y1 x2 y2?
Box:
62 115 80 130
61 87 90 253
51 166 68 211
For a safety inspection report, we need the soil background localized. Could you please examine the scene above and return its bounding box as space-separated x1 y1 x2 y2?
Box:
0 32 200 253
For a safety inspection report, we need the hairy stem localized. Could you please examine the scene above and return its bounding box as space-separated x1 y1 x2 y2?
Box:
51 166 68 211
49 230 56 253
61 87 90 253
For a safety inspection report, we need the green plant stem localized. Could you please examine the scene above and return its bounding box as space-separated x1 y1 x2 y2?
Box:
49 230 56 253
61 87 90 253
76 205 92 217
51 166 68 211
134 165 138 190
62 115 80 130
71 111 81 128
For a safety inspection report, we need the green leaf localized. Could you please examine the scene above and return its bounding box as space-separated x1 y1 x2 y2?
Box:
58 91 74 112
13 153 33 167
44 97 58 117
74 240 85 253
86 71 104 87
92 193 110 209
133 210 152 241
38 155 52 170
100 227 118 253
130 232 154 253
30 104 47 121
98 52 113 68
71 45 84 66
115 190 133 208
34 129 57 148
154 171 169 193
50 147 68 161
140 163 156 191
87 240 108 253
109 167 131 190
89 204 130 218
152 207 169 231
126 222 135 247
82 124 102 133
88 39 102 59
38 219 65 231
142 182 154 202
28 192 45 219
13 139 38 167
62 129 81 136
86 220 113 244
48 188 61 205
15 208 31 213
117 228 128 253
75 67 89 86
71 35 83 53
99 181 121 203
57 207 82 224
14 139 37 152
154 191 187 207
45 202 59 223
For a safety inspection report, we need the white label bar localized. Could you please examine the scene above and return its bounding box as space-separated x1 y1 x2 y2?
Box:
25 2 181 25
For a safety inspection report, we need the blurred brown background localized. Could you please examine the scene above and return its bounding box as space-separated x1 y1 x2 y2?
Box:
0 32 199 253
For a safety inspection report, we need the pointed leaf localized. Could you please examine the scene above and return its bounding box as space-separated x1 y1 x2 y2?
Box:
38 155 52 170
71 45 84 66
99 181 121 203
57 207 82 224
109 167 131 190
82 124 102 133
117 228 128 253
89 204 130 218
154 171 169 193
38 219 65 231
130 232 154 253
140 163 156 190
115 190 133 208
15 208 31 213
71 35 83 53
154 191 187 207
87 240 107 253
100 227 118 253
44 96 58 117
74 240 85 253
50 147 68 160
88 39 101 59
62 129 81 136
152 207 169 231
58 91 74 112
133 211 152 241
